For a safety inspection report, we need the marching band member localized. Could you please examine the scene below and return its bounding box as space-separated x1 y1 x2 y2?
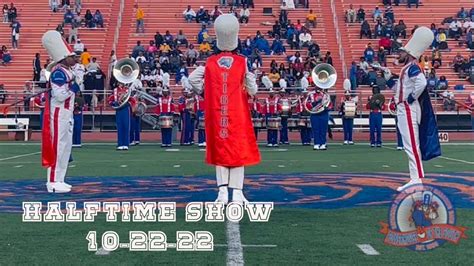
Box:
72 90 84 147
178 89 194 145
108 83 136 150
264 90 280 147
307 87 332 150
34 90 47 130
41 30 80 193
383 27 441 191
278 88 289 145
389 96 404 150
339 91 355 145
248 94 262 138
194 93 206 147
130 103 141 146
188 14 260 204
156 87 175 147
366 85 385 147
295 90 311 145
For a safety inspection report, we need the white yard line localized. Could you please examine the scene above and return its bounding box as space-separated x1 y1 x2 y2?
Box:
215 244 277 248
226 221 244 266
439 156 474 165
356 244 380 255
0 152 40 161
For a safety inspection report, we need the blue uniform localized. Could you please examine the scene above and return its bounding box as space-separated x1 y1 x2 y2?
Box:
178 96 194 145
340 97 355 142
72 97 84 146
367 96 384 146
108 86 133 148
157 95 175 146
311 110 329 146
130 114 141 144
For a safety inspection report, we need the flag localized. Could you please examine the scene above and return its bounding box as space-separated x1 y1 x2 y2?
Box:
419 89 441 161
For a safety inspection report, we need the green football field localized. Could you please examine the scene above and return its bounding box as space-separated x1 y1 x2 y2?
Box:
0 142 472 265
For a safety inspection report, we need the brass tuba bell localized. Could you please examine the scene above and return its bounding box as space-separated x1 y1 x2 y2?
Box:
311 63 337 90
113 58 140 84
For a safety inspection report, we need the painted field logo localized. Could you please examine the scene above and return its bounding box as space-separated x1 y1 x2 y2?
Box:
380 184 468 251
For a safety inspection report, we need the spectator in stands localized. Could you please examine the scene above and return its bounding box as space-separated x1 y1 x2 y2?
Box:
185 44 199 67
359 57 369 74
360 20 372 39
299 28 312 48
84 9 94 28
154 31 164 47
449 19 462 40
2 4 8 23
377 47 387 66
81 48 91 65
271 35 286 55
349 61 358 89
23 81 32 111
306 9 317 28
437 75 448 91
357 5 365 22
457 7 469 19
269 69 281 87
270 59 278 71
175 30 188 48
411 24 419 36
33 53 41 82
10 18 20 49
160 42 171 54
461 18 473 34
289 52 302 64
68 24 78 43
199 40 212 59
391 38 402 54
146 41 157 58
287 24 299 49
384 6 394 23
94 10 104 28
394 20 407 39
324 51 333 66
75 0 82 12
1 45 11 65
407 0 419 9
453 53 465 72
250 48 262 67
470 7 474 21
183 5 196 23
0 84 5 103
374 20 384 39
132 41 145 58
239 5 250 24
164 30 174 45
8 3 16 22
295 20 304 32
255 35 271 55
279 9 289 28
73 39 84 54
432 48 442 68
426 72 438 93
211 5 223 22
442 90 456 111
466 29 474 49
87 57 100 72
72 11 81 27
197 25 209 44
437 29 448 49
364 43 375 63
196 6 206 24
372 6 382 22
61 0 70 10
135 4 145 33
64 8 74 24
346 4 356 23
379 34 391 51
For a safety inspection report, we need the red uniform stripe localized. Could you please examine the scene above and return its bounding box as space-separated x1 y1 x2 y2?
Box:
50 108 60 182
404 102 423 179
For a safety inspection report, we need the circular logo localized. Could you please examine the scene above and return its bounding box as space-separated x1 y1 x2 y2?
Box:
380 184 467 251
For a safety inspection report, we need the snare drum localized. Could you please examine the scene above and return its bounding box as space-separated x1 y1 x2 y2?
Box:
267 117 281 130
288 118 298 128
159 115 174 128
198 117 205 129
297 117 307 127
252 118 264 128
343 101 356 118
305 117 312 128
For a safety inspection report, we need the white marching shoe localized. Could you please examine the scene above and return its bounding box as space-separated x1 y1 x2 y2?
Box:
47 182 71 193
232 189 249 205
61 182 72 189
343 141 349 145
215 186 229 205
313 144 320 150
397 178 422 192
320 144 327 150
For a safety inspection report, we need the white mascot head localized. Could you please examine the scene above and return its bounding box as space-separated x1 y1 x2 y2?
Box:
215 14 240 51
42 30 76 63
400 26 434 59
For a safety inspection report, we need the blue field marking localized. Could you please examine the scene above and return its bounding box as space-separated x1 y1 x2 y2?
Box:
0 172 472 213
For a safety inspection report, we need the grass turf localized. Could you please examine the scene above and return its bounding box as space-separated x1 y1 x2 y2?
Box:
0 142 472 265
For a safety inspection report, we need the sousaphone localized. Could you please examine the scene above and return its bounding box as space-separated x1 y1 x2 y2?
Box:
304 63 336 114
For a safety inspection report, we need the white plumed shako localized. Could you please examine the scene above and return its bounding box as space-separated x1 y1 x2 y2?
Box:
42 30 75 63
214 14 240 51
401 26 434 59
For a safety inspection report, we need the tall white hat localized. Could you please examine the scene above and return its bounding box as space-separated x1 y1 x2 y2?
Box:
343 79 351 91
214 14 240 51
41 30 75 63
400 26 434 59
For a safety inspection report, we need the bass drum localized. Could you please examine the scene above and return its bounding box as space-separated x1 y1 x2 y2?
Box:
343 101 356 118
288 118 299 128
267 117 281 130
159 115 174 128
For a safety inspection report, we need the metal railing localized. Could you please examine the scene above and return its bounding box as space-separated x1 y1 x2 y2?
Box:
330 0 348 79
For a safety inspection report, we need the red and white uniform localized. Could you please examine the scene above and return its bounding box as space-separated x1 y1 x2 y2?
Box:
294 96 305 114
194 95 205 113
263 96 280 115
156 95 176 114
248 98 262 115
107 85 136 108
42 65 75 184
34 92 47 108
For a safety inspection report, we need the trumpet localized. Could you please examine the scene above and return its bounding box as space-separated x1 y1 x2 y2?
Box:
303 63 336 114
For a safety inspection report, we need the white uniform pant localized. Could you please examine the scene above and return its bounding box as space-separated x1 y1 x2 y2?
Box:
215 166 245 189
397 101 424 180
47 107 73 183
